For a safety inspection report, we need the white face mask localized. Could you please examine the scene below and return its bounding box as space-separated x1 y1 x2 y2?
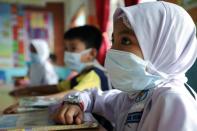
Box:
64 49 91 72
105 49 162 93
30 53 42 64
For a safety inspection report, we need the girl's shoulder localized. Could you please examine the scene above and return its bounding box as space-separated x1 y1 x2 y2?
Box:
151 85 196 106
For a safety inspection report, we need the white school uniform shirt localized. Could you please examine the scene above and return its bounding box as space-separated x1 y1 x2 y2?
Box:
29 39 58 86
73 82 197 131
51 1 197 130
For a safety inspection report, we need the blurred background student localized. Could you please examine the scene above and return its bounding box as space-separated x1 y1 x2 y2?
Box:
4 26 112 130
14 39 58 88
9 25 111 98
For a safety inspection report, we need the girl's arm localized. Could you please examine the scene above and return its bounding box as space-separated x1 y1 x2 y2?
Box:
50 89 123 124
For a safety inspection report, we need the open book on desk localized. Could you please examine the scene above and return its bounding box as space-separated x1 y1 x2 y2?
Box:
15 96 60 113
0 110 98 131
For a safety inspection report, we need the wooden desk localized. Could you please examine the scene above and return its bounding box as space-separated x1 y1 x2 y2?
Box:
0 85 107 131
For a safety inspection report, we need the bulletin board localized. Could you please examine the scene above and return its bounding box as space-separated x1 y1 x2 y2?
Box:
24 11 54 53
11 4 26 67
0 4 13 67
0 3 54 67
0 3 26 67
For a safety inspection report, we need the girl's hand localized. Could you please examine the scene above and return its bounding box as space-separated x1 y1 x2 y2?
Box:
52 104 84 125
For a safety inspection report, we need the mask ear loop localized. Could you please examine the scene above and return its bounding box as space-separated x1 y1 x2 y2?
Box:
81 48 96 67
146 62 196 100
144 61 171 88
145 62 168 79
80 48 92 55
184 83 196 100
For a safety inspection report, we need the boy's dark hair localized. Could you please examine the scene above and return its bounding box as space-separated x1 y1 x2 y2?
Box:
64 25 102 51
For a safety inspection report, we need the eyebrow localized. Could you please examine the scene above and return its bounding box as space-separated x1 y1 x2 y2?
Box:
118 30 135 35
111 29 135 38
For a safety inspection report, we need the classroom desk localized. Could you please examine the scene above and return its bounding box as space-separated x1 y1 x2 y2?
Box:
0 85 107 131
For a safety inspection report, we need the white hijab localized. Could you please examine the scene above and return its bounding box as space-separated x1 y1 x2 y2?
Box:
29 39 58 86
30 39 50 63
114 1 197 83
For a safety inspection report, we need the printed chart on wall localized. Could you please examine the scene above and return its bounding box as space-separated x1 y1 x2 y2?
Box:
12 5 26 67
0 4 13 67
0 4 26 67
25 11 54 53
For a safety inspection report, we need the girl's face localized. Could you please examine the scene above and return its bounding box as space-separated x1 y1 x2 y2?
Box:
30 44 37 54
112 19 143 59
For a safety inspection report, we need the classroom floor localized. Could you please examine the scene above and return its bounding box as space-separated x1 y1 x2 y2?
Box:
0 85 16 114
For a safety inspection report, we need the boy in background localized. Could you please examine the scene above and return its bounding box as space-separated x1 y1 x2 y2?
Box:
9 25 110 97
14 39 58 88
5 25 113 131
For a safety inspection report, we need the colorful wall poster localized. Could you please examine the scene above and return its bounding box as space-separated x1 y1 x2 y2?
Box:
0 3 54 67
25 11 54 53
0 3 26 67
0 4 13 67
11 4 26 67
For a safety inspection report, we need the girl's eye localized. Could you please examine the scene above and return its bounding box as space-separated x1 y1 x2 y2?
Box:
121 37 132 45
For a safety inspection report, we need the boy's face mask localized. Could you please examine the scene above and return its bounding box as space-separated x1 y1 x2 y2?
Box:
30 53 42 64
64 49 92 72
105 49 161 93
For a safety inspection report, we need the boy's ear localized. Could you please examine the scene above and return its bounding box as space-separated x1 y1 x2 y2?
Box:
82 48 98 62
90 48 97 58
85 48 97 62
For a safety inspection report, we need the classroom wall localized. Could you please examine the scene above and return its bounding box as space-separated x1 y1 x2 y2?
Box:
65 0 89 29
0 0 89 30
0 0 90 84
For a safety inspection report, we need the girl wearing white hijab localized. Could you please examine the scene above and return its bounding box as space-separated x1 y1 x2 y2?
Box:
51 1 197 130
29 39 58 86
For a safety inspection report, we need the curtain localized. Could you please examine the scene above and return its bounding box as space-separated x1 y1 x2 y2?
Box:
95 0 110 65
